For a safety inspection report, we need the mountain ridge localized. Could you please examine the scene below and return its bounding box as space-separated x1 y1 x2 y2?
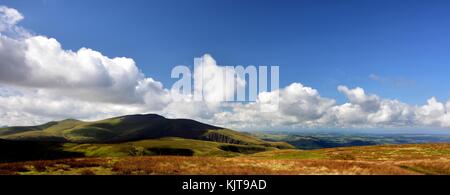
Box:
0 114 294 149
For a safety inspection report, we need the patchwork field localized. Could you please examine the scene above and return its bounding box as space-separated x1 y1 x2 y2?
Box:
1 143 449 175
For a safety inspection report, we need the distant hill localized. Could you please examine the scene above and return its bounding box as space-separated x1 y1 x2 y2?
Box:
0 114 293 149
254 132 450 150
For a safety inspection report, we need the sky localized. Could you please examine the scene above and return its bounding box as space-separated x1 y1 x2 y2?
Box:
1 0 450 132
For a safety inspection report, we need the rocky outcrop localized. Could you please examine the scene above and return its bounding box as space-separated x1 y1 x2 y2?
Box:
201 132 246 145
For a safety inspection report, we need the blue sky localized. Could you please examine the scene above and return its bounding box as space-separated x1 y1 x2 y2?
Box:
3 0 450 105
2 0 450 131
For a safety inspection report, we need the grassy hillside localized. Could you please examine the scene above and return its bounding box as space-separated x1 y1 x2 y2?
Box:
0 114 293 149
0 136 286 163
62 137 282 157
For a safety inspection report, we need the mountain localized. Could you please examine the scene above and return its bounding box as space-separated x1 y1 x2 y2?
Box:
0 114 293 149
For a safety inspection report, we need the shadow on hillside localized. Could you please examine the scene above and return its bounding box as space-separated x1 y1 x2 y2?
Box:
0 139 84 163
145 148 195 156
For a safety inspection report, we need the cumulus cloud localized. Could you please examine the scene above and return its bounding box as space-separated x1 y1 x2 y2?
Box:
211 83 336 129
0 5 449 131
327 87 414 128
415 98 450 128
209 84 449 130
193 54 245 107
0 34 169 104
0 5 170 125
337 86 380 112
0 6 23 32
0 88 148 126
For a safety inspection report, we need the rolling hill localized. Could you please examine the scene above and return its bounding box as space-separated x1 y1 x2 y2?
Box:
0 114 292 148
3 114 449 175
0 114 294 162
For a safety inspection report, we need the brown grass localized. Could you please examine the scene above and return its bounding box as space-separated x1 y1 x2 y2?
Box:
1 156 443 175
0 143 449 175
110 156 420 175
321 143 450 161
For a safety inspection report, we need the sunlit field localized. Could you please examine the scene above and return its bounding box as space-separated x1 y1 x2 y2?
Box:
1 143 449 175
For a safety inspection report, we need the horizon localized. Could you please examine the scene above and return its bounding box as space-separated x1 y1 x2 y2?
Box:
1 1 450 133
3 113 450 135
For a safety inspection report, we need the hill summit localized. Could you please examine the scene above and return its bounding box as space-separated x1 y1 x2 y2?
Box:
0 114 293 149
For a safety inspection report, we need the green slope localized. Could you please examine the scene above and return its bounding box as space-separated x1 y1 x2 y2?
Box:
0 114 294 149
62 137 282 157
0 121 60 136
0 137 285 162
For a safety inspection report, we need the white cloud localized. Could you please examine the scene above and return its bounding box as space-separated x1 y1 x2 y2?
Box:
0 87 148 126
0 5 450 131
0 6 23 32
210 83 337 129
280 83 336 121
193 54 245 107
322 86 415 128
369 74 415 88
415 97 450 128
209 84 450 130
337 86 380 112
0 35 169 105
0 5 169 126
